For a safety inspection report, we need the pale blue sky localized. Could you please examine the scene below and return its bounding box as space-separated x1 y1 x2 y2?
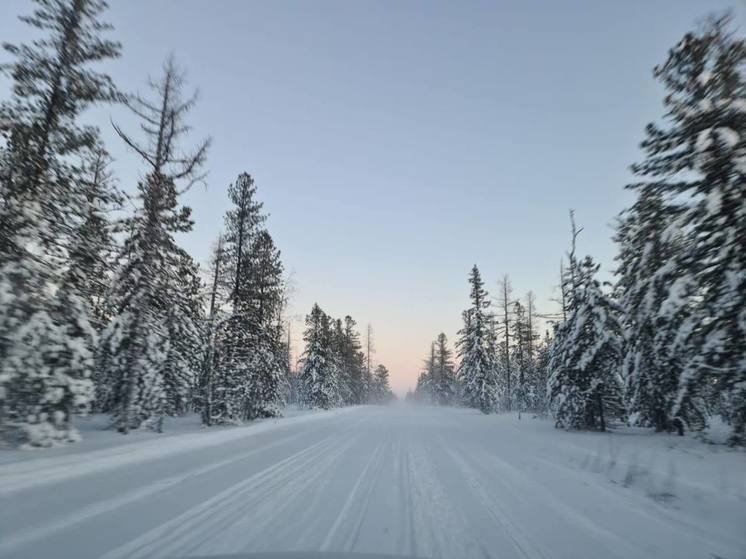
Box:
1 0 742 393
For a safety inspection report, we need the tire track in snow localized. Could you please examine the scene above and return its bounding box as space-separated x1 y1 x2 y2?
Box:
343 438 390 553
395 433 416 557
405 438 482 559
100 424 358 559
447 440 647 559
149 425 361 559
442 443 548 559
0 429 312 556
210 426 364 555
319 437 387 551
0 408 361 496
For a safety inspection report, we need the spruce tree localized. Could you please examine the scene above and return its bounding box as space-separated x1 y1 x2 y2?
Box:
162 251 205 417
372 364 394 403
497 276 514 411
512 301 529 418
330 317 353 405
415 342 436 403
433 333 457 405
340 316 366 404
456 265 499 414
417 342 437 404
531 330 552 416
548 257 625 431
244 230 286 418
69 146 122 329
628 14 746 443
364 323 375 402
615 191 692 433
299 304 340 409
0 0 120 446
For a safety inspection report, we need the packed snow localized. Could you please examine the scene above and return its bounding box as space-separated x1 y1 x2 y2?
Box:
1 405 744 559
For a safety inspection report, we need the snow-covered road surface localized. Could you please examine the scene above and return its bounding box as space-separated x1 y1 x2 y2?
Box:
1 406 744 559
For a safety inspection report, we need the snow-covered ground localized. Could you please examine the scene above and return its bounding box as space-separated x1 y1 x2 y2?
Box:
1 405 744 559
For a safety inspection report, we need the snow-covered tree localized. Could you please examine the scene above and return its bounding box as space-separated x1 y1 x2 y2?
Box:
99 174 180 431
298 304 340 409
243 229 287 418
0 0 120 446
530 330 552 416
414 342 435 403
162 251 205 416
520 293 544 414
627 14 746 444
64 146 122 329
496 275 514 411
208 174 263 423
364 323 375 401
339 316 366 404
198 235 228 425
615 191 693 433
457 265 499 414
330 318 350 404
433 333 457 405
512 301 529 418
225 173 265 303
208 174 286 423
101 58 209 433
371 364 394 403
548 257 625 431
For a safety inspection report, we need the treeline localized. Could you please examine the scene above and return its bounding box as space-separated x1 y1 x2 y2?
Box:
411 270 550 420
298 305 394 409
416 15 746 446
0 0 391 448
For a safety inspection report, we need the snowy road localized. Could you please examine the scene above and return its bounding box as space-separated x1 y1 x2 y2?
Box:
2 406 745 559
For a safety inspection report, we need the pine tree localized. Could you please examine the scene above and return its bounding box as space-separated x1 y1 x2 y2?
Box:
101 58 209 433
244 229 286 418
209 174 266 423
0 0 120 446
457 265 499 414
209 173 285 422
548 257 625 431
628 14 746 444
225 174 265 305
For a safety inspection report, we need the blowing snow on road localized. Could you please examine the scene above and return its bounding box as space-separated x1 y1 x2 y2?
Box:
1 406 744 559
